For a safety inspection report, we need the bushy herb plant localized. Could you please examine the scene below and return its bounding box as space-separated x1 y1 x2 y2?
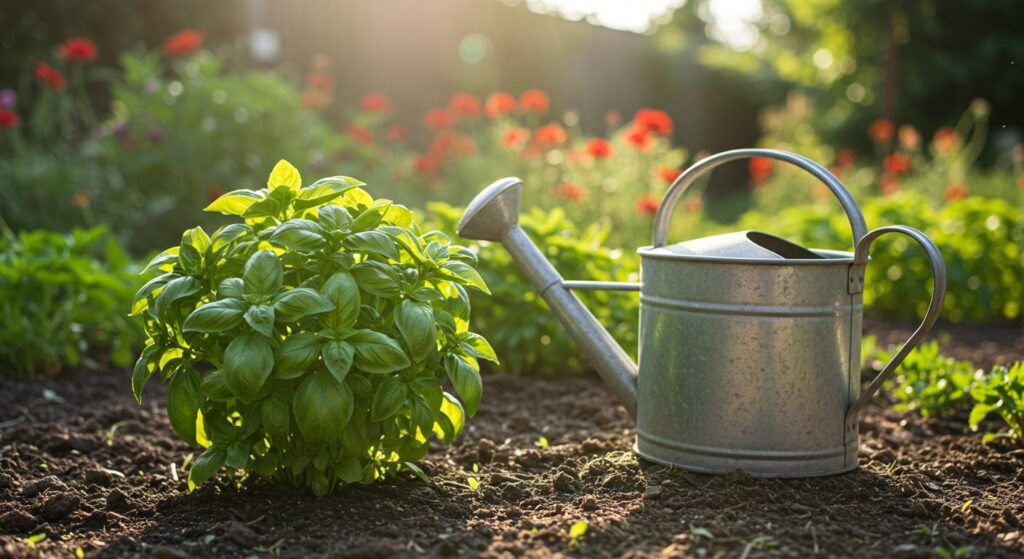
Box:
879 341 981 418
429 202 638 375
131 161 495 496
969 362 1024 444
0 226 141 377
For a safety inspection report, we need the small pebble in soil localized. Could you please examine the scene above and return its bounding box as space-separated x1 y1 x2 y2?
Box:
84 468 113 486
38 492 81 521
221 520 259 547
20 475 66 497
551 470 578 493
105 488 132 511
0 473 15 489
150 545 190 559
0 509 39 533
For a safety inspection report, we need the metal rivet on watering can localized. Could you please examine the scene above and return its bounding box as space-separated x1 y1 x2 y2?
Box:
459 148 946 478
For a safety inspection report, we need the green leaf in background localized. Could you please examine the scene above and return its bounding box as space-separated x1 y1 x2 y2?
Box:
350 330 410 374
270 219 326 252
322 340 355 383
244 304 276 337
293 372 353 446
223 332 275 401
394 299 436 362
343 231 400 261
370 377 407 421
350 261 401 297
183 298 248 333
200 369 234 402
167 368 202 446
274 332 322 379
441 260 490 294
188 447 226 491
273 287 334 322
243 250 284 300
445 354 482 417
204 189 264 216
322 271 361 329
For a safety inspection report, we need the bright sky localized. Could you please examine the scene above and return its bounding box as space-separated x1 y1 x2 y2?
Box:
524 0 763 48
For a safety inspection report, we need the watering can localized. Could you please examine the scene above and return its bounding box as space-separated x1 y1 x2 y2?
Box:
458 149 947 477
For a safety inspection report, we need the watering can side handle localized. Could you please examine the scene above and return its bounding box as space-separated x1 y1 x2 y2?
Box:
845 225 947 421
652 149 869 249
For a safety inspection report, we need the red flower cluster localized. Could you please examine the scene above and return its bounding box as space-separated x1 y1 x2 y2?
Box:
636 195 660 215
945 183 968 201
836 149 857 168
532 123 568 146
60 37 98 63
35 62 65 90
555 182 584 202
385 123 407 142
424 108 455 129
345 125 374 145
485 92 517 119
633 109 673 136
361 93 392 114
306 73 333 92
449 92 480 117
0 108 20 130
626 127 651 149
584 138 612 159
501 127 529 150
933 127 961 154
749 157 774 184
164 29 204 56
519 89 550 114
883 153 911 175
870 119 894 143
414 130 475 176
657 167 681 184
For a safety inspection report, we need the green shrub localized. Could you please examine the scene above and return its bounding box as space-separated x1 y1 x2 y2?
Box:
877 341 981 418
970 362 1024 444
429 202 639 375
131 161 494 496
0 226 141 376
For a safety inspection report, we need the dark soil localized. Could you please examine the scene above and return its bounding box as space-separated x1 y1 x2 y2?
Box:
1 321 1022 558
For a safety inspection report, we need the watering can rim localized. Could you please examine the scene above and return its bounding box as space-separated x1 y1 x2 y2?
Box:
637 229 855 265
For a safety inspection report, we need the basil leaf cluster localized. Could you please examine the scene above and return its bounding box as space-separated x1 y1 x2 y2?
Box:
131 160 496 496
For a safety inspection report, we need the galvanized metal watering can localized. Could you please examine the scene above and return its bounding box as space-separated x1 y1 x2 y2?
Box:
458 149 947 478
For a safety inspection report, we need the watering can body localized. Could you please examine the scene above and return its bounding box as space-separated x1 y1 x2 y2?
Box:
458 149 946 478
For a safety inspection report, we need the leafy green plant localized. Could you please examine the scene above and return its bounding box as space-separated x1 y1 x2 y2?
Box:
969 362 1024 443
0 226 141 376
429 202 638 375
131 160 495 496
878 341 981 418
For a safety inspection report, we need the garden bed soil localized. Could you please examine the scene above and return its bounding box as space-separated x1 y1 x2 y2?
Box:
1 320 1022 558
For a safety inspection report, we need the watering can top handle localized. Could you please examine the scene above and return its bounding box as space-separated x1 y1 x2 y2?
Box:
652 149 869 249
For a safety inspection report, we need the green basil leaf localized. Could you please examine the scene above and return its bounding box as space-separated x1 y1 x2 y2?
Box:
204 188 264 215
154 276 202 318
293 177 361 210
350 330 411 374
178 244 202 275
182 226 211 254
383 204 413 228
409 287 443 303
223 332 275 401
273 287 334 322
317 205 352 231
335 456 363 483
459 332 498 363
182 298 247 333
410 395 435 437
141 249 178 274
274 332 322 379
218 277 245 299
132 272 174 311
433 392 466 444
394 299 436 362
440 260 490 294
200 369 234 402
350 261 401 297
167 368 201 446
242 187 294 219
188 447 226 491
350 205 386 231
322 340 355 384
410 376 443 412
270 219 326 252
243 250 283 299
130 346 160 404
225 441 250 470
262 391 291 441
370 377 407 422
210 223 253 253
293 372 353 446
322 271 360 329
244 304 276 337
444 354 482 417
343 231 400 261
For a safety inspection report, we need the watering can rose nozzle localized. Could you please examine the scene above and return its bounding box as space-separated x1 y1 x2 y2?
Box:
458 178 640 417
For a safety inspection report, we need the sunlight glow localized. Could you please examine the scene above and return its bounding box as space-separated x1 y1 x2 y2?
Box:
523 0 685 33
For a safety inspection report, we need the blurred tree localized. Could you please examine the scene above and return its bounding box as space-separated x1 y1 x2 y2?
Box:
660 0 1024 156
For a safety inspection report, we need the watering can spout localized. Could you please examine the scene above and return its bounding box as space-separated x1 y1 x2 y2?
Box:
458 178 639 417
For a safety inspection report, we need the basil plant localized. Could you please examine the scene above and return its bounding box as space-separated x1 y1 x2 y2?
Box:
131 160 496 496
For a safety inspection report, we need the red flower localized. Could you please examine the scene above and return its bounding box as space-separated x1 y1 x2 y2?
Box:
414 153 441 176
555 183 584 202
345 125 374 145
625 126 651 150
361 93 392 113
35 62 65 90
207 185 225 203
533 123 567 146
933 127 961 154
836 149 857 168
306 73 333 92
898 125 921 151
424 108 455 129
632 109 673 136
59 37 98 63
485 92 517 119
448 92 481 117
945 183 968 201
869 119 894 143
657 167 681 184
519 89 550 114
749 157 774 183
584 138 612 159
883 153 911 175
164 29 204 56
501 127 528 149
636 195 660 215
880 174 900 195
434 131 475 156
0 108 20 130
385 124 407 142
